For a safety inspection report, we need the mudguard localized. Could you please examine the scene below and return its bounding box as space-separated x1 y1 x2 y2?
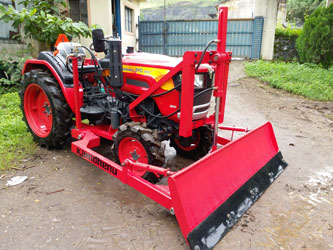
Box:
22 58 82 112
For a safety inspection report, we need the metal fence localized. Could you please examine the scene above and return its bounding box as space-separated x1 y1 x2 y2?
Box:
139 17 264 59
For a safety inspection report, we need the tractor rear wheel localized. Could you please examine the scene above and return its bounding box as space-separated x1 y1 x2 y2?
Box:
20 70 73 148
113 123 165 183
170 126 213 160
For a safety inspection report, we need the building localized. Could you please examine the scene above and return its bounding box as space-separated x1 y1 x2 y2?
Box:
0 0 144 54
68 0 144 52
218 0 284 60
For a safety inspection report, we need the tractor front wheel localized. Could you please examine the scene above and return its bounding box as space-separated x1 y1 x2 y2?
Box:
170 126 213 160
20 70 73 148
113 123 165 183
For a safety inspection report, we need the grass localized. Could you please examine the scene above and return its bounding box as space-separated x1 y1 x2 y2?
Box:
0 91 36 171
244 60 333 101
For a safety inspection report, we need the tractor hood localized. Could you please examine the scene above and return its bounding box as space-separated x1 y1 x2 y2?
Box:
122 52 182 70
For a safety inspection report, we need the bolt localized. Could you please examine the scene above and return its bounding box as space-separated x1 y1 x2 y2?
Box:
194 245 200 250
170 207 175 215
78 135 81 140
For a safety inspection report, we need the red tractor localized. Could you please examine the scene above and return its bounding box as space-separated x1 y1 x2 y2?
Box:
20 8 286 250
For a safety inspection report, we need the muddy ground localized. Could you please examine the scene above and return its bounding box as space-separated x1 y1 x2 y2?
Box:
0 61 332 250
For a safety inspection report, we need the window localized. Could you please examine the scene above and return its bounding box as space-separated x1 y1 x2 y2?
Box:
69 0 88 25
125 6 133 33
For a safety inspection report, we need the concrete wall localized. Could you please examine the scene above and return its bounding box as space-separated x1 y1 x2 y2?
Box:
254 0 278 60
277 3 287 23
0 41 27 57
219 0 255 19
78 0 141 53
219 0 278 60
77 0 113 53
121 0 140 52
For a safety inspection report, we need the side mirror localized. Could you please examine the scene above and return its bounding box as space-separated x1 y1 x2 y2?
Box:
92 29 105 52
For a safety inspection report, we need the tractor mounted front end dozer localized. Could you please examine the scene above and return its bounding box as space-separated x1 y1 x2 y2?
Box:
21 7 287 250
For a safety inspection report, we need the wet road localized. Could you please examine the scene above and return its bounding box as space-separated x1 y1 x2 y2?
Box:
0 61 332 250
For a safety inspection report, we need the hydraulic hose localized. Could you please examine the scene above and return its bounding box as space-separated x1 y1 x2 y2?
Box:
123 87 214 119
195 39 218 72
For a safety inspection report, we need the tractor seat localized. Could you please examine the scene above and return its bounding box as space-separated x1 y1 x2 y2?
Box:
37 46 96 87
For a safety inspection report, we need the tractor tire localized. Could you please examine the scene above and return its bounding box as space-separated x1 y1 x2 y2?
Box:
170 125 213 160
20 70 73 149
113 122 165 183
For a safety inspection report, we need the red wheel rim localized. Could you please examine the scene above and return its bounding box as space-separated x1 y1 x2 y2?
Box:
174 130 200 151
24 84 53 138
118 137 148 177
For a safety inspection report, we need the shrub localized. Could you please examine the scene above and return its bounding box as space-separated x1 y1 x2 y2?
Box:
0 0 94 49
275 23 302 38
296 5 333 69
287 0 325 22
274 23 302 61
0 49 32 94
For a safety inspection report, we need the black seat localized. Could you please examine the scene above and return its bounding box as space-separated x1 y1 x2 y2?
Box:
38 52 98 87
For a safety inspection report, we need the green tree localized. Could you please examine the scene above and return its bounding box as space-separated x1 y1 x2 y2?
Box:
0 0 93 50
287 0 325 22
296 5 333 69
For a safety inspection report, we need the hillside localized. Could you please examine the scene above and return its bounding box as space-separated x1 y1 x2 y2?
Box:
140 0 220 20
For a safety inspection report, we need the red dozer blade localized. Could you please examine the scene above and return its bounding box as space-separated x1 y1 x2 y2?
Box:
168 122 287 250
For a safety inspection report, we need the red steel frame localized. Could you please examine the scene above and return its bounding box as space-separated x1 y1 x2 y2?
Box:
68 6 243 209
22 7 284 248
67 7 263 245
128 9 231 137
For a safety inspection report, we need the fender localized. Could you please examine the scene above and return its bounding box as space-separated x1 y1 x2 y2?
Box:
22 59 83 113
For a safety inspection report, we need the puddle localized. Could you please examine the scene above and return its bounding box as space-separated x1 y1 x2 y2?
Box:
259 166 333 249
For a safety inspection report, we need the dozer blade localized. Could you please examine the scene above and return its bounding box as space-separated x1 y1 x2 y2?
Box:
168 122 287 250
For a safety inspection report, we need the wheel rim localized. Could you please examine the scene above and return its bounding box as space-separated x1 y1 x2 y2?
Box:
24 84 53 138
118 136 148 177
174 130 200 151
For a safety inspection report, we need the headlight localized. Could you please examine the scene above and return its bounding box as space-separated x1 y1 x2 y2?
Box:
194 74 205 89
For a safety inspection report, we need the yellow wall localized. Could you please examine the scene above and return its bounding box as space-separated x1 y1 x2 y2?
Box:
78 0 141 54
120 0 140 52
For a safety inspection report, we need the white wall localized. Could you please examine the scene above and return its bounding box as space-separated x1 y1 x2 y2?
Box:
77 0 113 52
254 0 278 60
219 0 255 19
277 3 287 23
219 0 278 60
120 0 140 52
78 0 140 53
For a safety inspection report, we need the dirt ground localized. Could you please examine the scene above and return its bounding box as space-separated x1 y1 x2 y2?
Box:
1 61 332 250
